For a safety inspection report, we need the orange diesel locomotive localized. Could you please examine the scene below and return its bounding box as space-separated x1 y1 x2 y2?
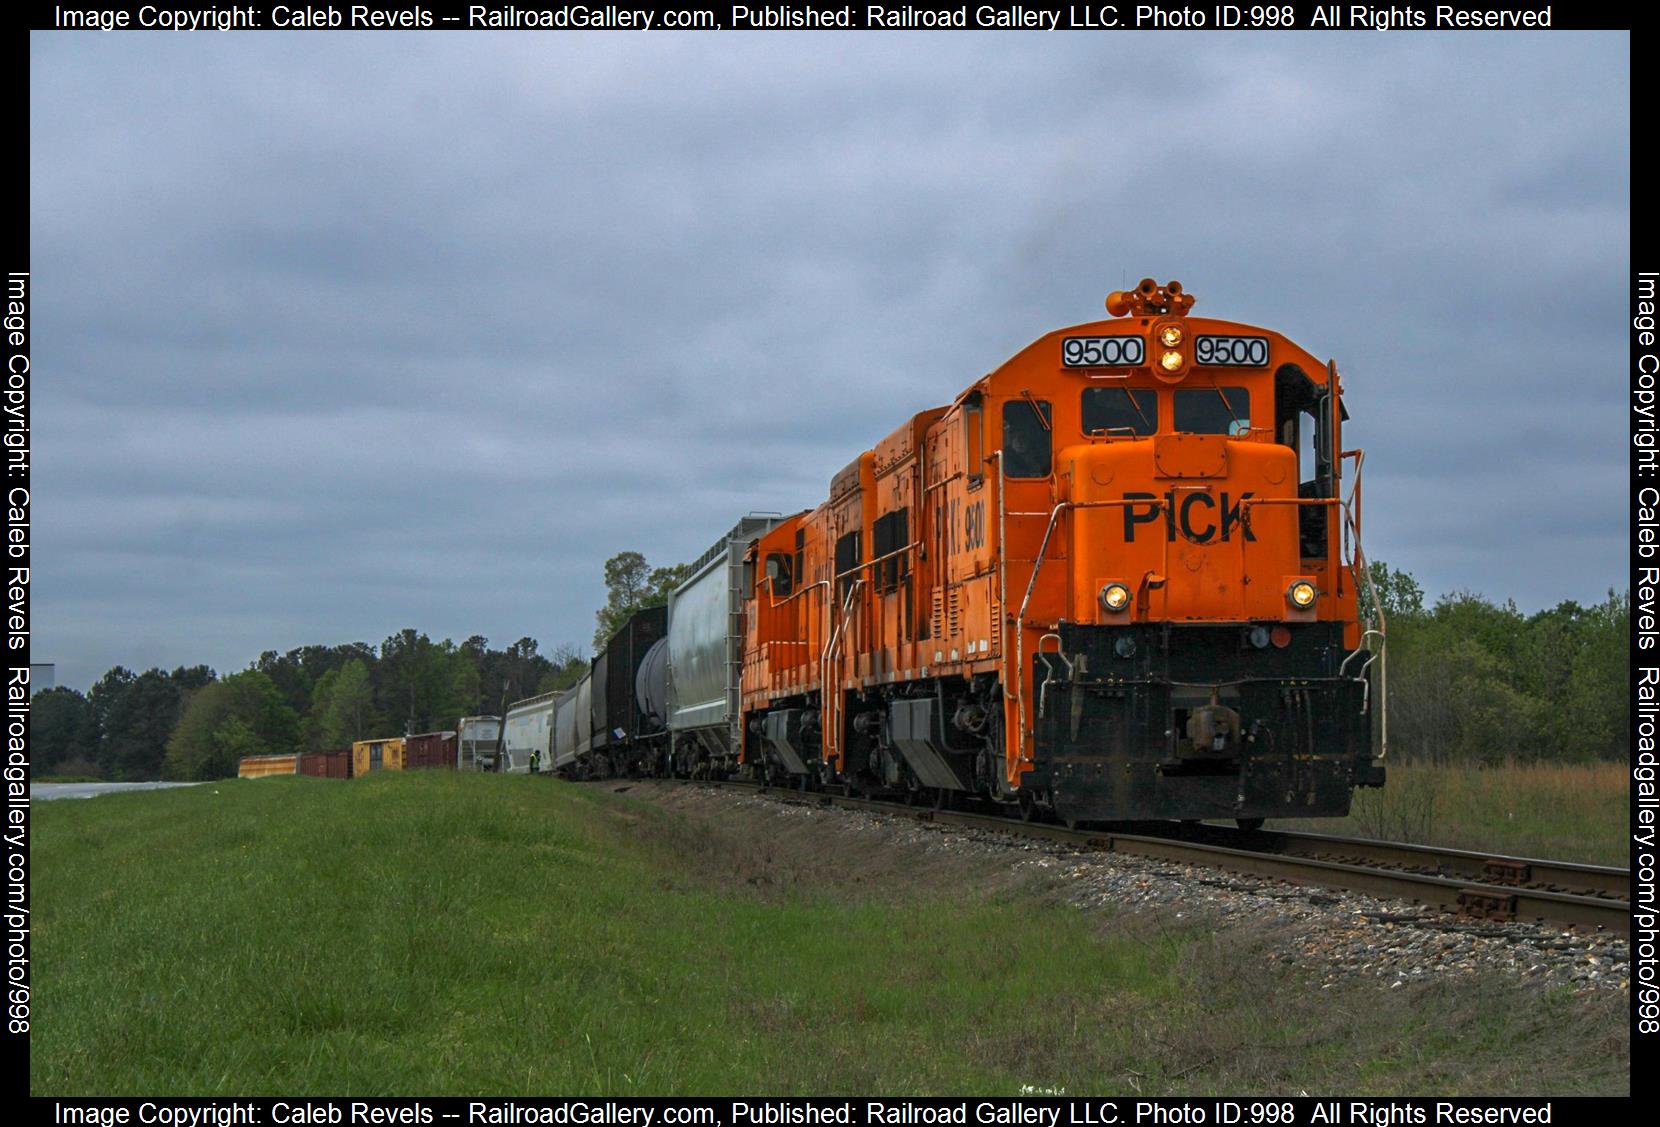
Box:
739 281 1385 827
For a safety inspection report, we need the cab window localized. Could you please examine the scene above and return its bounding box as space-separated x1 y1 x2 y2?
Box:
1272 364 1332 559
765 552 794 597
1174 387 1250 435
1082 388 1158 436
872 508 909 594
834 530 861 601
1002 399 1052 478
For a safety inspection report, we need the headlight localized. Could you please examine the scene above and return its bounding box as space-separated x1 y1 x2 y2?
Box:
1159 325 1183 347
1100 582 1131 613
1287 580 1318 608
1160 349 1184 372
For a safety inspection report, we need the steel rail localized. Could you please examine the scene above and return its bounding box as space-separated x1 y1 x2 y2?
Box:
1210 826 1630 902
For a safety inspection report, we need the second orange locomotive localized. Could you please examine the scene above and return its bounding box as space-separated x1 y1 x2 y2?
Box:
737 280 1385 827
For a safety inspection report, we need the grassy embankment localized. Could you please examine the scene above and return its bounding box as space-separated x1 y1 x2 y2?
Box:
1268 761 1630 865
33 771 1627 1095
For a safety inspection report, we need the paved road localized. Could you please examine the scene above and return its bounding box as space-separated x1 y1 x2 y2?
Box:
32 781 207 801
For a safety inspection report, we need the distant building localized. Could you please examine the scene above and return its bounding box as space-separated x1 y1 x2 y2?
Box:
29 664 53 694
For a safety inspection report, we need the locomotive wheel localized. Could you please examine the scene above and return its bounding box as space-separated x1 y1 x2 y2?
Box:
1236 817 1265 832
1018 791 1039 822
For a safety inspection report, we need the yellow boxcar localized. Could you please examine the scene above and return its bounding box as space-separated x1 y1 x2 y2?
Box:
351 737 406 776
238 754 297 778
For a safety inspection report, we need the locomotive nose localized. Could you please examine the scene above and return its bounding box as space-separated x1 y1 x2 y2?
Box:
1066 435 1300 625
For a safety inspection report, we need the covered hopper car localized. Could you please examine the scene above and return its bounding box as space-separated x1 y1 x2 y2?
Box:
497 606 674 780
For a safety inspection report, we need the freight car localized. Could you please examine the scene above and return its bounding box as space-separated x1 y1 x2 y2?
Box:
298 749 352 778
737 281 1386 828
501 691 561 774
240 750 352 778
550 677 593 774
456 715 502 771
485 606 682 781
351 736 406 776
587 605 668 777
405 730 459 770
544 606 671 778
664 515 783 777
238 754 297 779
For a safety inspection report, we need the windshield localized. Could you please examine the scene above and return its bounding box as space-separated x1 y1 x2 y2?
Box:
1174 387 1250 435
1082 388 1158 436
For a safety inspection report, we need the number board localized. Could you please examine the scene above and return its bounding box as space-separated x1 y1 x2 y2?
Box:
1195 335 1270 367
1062 336 1144 368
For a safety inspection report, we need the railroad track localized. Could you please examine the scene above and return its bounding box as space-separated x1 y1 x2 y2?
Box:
664 777 1631 936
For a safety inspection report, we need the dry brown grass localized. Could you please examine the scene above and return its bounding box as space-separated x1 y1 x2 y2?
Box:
593 780 1037 904
1276 761 1630 865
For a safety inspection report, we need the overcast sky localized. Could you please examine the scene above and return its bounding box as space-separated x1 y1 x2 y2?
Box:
31 31 1630 690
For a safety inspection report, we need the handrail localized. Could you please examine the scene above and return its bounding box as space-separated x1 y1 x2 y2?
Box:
1035 632 1073 722
995 449 1010 755
835 540 923 580
1010 497 1143 776
764 576 828 609
818 577 864 772
1338 445 1386 759
1237 488 1387 760
1342 505 1388 761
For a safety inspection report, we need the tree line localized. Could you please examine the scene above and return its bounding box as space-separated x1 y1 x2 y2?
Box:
29 633 591 781
29 556 1629 779
32 550 690 781
1365 563 1628 766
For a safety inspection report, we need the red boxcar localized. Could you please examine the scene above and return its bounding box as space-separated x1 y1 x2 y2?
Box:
405 731 458 770
298 749 352 779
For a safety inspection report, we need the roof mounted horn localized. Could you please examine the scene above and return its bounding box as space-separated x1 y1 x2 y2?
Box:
1106 278 1195 318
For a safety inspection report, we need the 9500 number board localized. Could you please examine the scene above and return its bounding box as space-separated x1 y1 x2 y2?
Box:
1061 336 1143 367
1061 333 1270 368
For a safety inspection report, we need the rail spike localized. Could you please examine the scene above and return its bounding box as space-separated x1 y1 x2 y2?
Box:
1106 277 1196 318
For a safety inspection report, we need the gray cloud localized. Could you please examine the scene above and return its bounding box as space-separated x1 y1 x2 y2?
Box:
30 31 1630 688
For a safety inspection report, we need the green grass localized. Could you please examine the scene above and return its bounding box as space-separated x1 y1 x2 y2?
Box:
33 772 1628 1095
1267 761 1630 865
